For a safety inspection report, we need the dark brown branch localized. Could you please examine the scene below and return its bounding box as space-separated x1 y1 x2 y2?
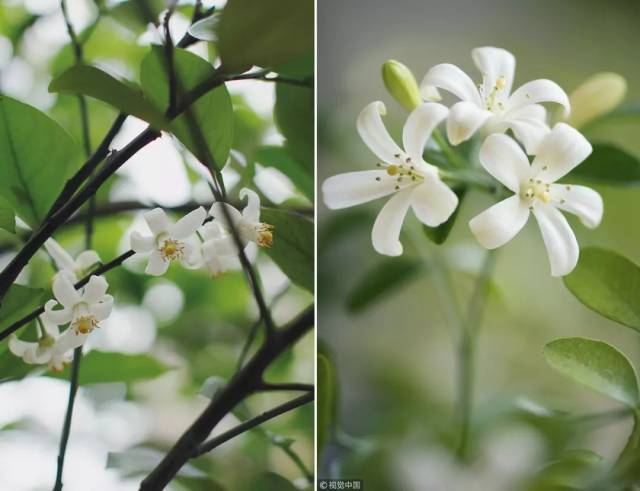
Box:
193 392 314 458
257 382 314 392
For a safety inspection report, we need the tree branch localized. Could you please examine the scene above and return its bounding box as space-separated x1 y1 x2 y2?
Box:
257 382 314 392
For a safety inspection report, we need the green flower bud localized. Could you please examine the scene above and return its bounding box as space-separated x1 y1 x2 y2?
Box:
382 60 422 111
566 72 627 128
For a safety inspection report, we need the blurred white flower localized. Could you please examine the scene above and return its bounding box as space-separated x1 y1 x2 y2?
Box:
322 101 458 256
130 207 206 276
421 46 570 153
45 275 114 335
469 123 602 276
564 72 627 129
44 238 100 281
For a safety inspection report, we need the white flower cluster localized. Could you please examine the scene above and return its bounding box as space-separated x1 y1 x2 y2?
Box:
323 46 605 277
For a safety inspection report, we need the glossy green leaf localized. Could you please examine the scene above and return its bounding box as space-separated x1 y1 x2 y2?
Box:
423 187 466 244
217 0 313 72
347 258 425 313
260 209 313 292
0 198 15 233
48 351 170 384
108 0 166 34
544 337 639 406
49 64 168 129
246 472 298 491
567 144 640 185
583 102 640 132
563 247 640 331
141 47 233 170
275 83 314 170
318 343 338 459
255 146 313 201
0 285 46 331
530 449 603 490
0 95 80 227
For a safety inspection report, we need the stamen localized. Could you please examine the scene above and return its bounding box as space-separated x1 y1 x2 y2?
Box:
255 223 274 247
386 165 399 176
160 238 186 261
72 315 98 335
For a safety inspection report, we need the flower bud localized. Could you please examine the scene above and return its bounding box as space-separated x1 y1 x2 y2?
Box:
382 60 422 111
566 72 627 128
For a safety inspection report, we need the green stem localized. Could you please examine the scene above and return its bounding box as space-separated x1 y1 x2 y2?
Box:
432 128 466 169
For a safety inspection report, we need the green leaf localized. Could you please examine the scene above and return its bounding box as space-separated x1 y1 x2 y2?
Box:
563 247 640 331
48 351 170 384
255 146 313 201
543 337 639 406
347 257 425 313
0 198 15 233
49 65 168 129
0 95 80 227
318 342 338 459
531 449 603 490
246 472 298 491
261 209 313 292
217 0 313 73
583 102 640 132
108 447 207 479
108 0 166 34
275 83 314 170
141 47 233 170
567 144 640 185
0 285 46 332
423 187 466 244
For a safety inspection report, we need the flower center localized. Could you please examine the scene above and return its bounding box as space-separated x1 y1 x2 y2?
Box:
522 178 551 204
374 154 426 191
72 315 98 335
483 75 507 112
160 238 185 261
255 223 274 247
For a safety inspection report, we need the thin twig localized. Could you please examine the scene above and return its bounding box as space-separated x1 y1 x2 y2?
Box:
257 382 314 392
193 392 314 457
162 1 179 114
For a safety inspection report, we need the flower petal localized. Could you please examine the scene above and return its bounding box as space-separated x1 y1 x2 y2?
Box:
469 195 530 249
410 179 458 227
55 329 88 354
75 250 100 271
170 207 206 239
83 275 109 304
371 188 414 256
146 250 170 276
446 101 492 145
90 294 114 321
472 46 516 97
239 188 261 223
506 79 570 117
52 274 81 308
200 221 225 241
356 101 404 163
421 63 483 106
144 208 171 236
322 170 398 209
550 184 603 229
24 346 52 364
531 123 592 181
9 335 35 357
505 116 550 155
479 133 531 193
130 232 155 253
44 239 76 273
44 300 73 325
41 319 60 338
209 202 243 229
402 103 448 161
532 203 579 276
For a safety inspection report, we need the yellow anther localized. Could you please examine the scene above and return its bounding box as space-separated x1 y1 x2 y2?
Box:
256 223 274 247
72 315 98 335
160 239 185 261
386 165 399 176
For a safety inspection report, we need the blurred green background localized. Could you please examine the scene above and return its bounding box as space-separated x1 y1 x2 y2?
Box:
318 1 640 489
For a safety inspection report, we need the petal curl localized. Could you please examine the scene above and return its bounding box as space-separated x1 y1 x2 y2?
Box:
45 239 76 273
239 188 261 223
446 101 492 145
52 274 81 308
550 184 603 229
532 203 579 276
472 46 516 97
75 250 100 271
371 188 414 256
356 101 404 163
420 63 483 106
402 103 448 161
83 275 108 304
144 208 170 236
89 294 114 321
469 195 530 249
506 79 570 117
44 300 73 325
209 202 243 229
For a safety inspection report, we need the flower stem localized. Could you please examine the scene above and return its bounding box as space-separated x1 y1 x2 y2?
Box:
432 128 466 169
456 250 497 460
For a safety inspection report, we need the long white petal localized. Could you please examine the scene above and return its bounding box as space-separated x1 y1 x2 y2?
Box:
410 179 458 227
322 170 398 209
469 195 530 249
24 346 52 364
90 294 114 321
130 232 155 253
479 134 531 193
9 336 35 357
145 250 170 276
371 188 414 256
209 202 243 229
402 103 448 161
420 63 483 106
532 203 579 276
506 79 570 117
170 207 206 239
144 208 170 236
506 117 550 155
506 103 547 122
44 239 76 273
531 123 592 181
550 184 603 229
44 300 73 325
471 46 516 97
83 275 108 304
239 188 261 223
75 250 100 271
356 101 404 163
200 221 225 241
52 274 81 308
41 319 60 338
55 329 88 354
446 101 492 145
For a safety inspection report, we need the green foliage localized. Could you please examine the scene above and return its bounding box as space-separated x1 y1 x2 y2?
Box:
318 343 338 459
567 144 640 185
564 247 640 331
544 337 639 407
261 209 314 292
0 96 80 227
0 198 15 233
527 449 603 491
141 47 234 171
255 146 314 201
108 0 166 35
275 83 314 171
0 285 46 332
49 64 168 129
347 258 425 313
245 472 298 491
217 0 314 72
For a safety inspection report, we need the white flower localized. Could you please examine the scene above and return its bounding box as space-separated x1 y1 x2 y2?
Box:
322 101 458 256
45 274 114 335
131 207 206 276
44 238 100 281
9 318 88 372
197 221 241 277
208 188 274 249
469 123 603 276
421 46 570 153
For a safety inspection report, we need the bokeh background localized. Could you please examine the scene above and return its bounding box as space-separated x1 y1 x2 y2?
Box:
318 1 640 489
0 1 313 490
